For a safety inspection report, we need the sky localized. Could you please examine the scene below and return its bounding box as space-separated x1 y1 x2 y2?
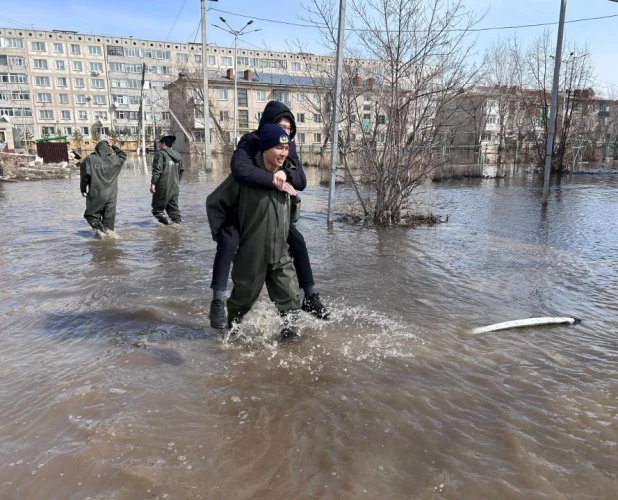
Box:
4 0 618 93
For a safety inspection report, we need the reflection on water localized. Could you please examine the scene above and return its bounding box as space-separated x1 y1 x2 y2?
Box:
1 161 618 499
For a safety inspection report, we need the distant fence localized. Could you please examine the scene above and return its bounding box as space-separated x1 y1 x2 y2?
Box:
36 142 69 164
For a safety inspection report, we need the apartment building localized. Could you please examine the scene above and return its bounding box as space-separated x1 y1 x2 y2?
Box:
1 27 381 151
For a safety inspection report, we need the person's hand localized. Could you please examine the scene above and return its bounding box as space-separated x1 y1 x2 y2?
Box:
150 184 156 194
273 170 286 190
81 191 87 198
278 182 297 196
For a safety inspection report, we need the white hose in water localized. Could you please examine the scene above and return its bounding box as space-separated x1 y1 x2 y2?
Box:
471 317 578 335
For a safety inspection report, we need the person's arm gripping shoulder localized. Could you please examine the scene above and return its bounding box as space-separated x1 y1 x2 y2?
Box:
283 141 307 191
231 133 275 190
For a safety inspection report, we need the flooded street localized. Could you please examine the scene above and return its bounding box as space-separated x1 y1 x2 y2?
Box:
1 159 617 499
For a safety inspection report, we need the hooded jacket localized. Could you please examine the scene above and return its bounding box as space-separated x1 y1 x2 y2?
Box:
80 141 126 207
231 101 307 191
151 147 184 207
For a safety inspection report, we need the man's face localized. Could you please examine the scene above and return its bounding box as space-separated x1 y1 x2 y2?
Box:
158 142 166 151
277 118 292 135
263 144 289 172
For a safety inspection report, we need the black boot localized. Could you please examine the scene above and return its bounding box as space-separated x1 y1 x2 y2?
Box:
155 214 170 225
279 311 300 340
92 220 108 233
209 299 227 329
302 293 330 320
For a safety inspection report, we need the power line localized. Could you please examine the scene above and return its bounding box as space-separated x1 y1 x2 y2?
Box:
165 0 188 42
210 7 618 33
0 14 31 29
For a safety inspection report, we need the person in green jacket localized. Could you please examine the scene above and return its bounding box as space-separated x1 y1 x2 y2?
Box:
206 124 301 338
80 140 127 233
150 135 184 225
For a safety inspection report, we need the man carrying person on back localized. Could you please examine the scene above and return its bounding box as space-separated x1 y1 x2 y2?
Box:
208 100 329 329
206 124 301 338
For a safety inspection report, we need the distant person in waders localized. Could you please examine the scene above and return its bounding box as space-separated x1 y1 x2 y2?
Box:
207 100 330 330
150 135 184 225
206 125 302 339
80 140 127 233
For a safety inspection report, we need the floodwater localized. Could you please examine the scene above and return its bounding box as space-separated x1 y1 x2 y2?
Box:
1 157 617 500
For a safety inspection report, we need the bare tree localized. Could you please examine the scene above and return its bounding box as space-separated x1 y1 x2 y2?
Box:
305 0 479 225
520 31 593 172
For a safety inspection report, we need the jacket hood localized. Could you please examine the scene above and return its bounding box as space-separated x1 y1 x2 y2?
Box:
94 141 112 157
257 101 296 139
163 148 183 163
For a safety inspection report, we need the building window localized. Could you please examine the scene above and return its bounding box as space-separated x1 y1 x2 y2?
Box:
31 41 46 52
238 109 249 129
313 133 322 144
378 115 386 124
71 44 81 55
56 60 65 71
161 112 170 121
78 111 88 120
297 132 305 144
53 43 64 53
80 126 89 135
59 94 69 104
256 90 266 102
37 93 52 103
217 88 228 100
33 59 48 70
2 56 25 66
208 55 216 66
313 113 322 123
292 62 301 71
107 45 123 56
91 79 105 89
72 61 83 72
481 132 492 142
176 53 188 63
63 127 72 136
89 62 104 73
194 55 202 64
94 111 108 121
273 91 290 105
61 110 71 120
108 62 124 72
0 37 24 48
297 113 305 123
221 56 232 66
377 133 386 143
39 110 54 119
74 78 85 88
93 95 106 105
75 95 86 104
35 76 50 86
41 126 55 136
296 93 305 104
237 89 248 108
1 73 28 84
219 110 229 122
56 77 68 87
115 110 126 119
88 46 102 56
237 56 249 66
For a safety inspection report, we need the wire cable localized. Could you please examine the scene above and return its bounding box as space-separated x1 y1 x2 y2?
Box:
209 7 618 33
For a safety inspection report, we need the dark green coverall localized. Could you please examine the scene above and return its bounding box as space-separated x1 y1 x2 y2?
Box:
206 153 301 324
80 141 126 231
151 148 184 223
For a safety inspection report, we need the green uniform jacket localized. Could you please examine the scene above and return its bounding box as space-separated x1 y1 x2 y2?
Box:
151 148 184 208
207 155 300 277
80 141 126 217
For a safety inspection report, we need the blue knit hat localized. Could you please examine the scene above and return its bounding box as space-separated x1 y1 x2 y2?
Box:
259 124 290 153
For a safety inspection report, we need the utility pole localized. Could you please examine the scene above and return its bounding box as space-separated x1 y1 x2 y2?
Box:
213 18 260 150
150 82 157 152
139 63 147 157
327 0 347 228
542 0 567 205
201 0 212 170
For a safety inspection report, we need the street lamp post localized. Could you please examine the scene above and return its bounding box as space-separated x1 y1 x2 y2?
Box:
213 18 260 149
543 0 618 204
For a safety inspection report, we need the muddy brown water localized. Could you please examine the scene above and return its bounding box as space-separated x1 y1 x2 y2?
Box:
1 157 617 499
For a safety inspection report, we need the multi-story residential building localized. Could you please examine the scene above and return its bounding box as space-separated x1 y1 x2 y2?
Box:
166 68 334 156
1 27 381 152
